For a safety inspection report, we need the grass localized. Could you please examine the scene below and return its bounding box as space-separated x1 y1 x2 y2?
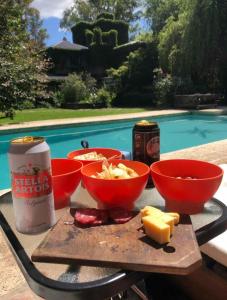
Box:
0 108 151 125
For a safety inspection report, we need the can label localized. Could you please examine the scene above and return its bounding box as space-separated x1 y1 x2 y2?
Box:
134 131 160 164
12 168 52 199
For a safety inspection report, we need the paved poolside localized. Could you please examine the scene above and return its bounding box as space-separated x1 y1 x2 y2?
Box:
1 107 227 299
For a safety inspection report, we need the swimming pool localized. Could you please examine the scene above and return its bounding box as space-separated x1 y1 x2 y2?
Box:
1 112 227 189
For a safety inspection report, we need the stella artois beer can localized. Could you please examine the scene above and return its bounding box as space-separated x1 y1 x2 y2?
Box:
8 136 56 234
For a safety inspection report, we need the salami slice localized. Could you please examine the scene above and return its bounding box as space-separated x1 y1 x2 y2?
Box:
108 207 134 224
74 208 108 225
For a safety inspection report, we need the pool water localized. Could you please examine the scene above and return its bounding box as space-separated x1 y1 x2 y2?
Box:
1 113 227 189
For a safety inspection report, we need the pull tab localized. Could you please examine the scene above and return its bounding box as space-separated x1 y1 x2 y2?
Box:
81 140 89 149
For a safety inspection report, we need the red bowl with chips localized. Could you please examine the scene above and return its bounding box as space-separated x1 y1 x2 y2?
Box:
51 158 82 209
67 147 122 166
81 159 150 210
150 159 223 214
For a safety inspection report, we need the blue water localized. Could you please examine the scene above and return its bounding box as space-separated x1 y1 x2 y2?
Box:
1 113 227 189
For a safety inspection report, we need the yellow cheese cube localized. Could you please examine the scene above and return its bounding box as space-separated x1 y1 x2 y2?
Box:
167 212 180 225
142 216 170 244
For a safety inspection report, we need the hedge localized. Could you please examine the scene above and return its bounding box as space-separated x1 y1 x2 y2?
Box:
72 18 128 46
97 12 114 20
102 30 118 47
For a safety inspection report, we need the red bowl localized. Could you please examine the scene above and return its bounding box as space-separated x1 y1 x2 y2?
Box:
150 159 223 214
81 159 150 210
67 147 122 166
51 158 82 209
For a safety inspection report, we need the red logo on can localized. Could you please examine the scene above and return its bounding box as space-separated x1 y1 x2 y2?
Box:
12 169 52 198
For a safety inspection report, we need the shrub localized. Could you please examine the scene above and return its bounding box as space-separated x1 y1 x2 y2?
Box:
20 100 35 109
89 88 114 108
51 90 64 107
153 68 174 107
81 72 97 94
61 73 87 104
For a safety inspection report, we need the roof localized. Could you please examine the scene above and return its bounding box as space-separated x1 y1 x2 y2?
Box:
48 39 88 51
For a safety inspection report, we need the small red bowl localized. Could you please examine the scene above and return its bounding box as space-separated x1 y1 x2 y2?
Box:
67 147 122 166
150 159 223 214
81 159 150 210
51 158 82 209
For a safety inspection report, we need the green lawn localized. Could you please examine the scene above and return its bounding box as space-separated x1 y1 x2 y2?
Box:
0 108 151 125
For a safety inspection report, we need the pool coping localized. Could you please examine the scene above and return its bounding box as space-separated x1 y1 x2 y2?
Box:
0 107 226 133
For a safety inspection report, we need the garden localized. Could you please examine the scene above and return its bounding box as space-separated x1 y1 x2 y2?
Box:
0 1 227 123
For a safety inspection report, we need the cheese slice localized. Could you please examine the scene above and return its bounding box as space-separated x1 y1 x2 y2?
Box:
166 212 180 225
142 216 170 244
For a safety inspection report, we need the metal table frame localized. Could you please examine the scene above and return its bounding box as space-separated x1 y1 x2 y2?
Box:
1 192 227 300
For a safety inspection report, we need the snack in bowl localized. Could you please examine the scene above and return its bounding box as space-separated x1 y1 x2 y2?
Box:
81 159 150 210
73 151 106 161
141 206 180 244
67 147 122 166
92 161 138 179
150 159 223 214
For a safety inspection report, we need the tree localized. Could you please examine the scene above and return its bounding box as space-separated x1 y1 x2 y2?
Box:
25 6 49 49
145 0 227 94
144 0 185 34
0 0 49 118
60 0 142 32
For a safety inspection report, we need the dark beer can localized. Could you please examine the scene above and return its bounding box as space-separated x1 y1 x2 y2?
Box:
132 120 160 187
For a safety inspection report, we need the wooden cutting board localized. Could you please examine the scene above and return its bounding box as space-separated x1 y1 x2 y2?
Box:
32 209 202 275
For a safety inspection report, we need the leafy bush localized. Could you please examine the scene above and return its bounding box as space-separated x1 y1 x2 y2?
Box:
81 72 97 94
107 42 158 97
20 100 35 109
89 88 114 108
153 68 174 107
51 90 64 107
61 73 87 104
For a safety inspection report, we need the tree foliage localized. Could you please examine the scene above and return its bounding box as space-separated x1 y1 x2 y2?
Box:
25 6 48 49
145 0 227 94
0 0 49 118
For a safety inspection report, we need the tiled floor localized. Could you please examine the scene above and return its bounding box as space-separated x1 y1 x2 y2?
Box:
1 107 227 299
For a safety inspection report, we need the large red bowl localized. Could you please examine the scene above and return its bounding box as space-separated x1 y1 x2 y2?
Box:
150 159 223 214
51 158 82 209
81 159 150 210
67 147 122 166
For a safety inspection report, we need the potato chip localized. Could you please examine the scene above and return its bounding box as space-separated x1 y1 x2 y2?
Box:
93 162 138 179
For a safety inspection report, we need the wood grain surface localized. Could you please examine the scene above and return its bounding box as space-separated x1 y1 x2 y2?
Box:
32 209 202 275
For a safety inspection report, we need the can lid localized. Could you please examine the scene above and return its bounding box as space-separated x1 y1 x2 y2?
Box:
134 120 158 130
136 120 157 126
11 136 44 144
